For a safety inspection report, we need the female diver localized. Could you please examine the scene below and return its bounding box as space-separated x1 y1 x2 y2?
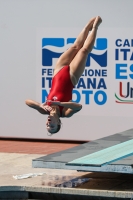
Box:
25 16 102 134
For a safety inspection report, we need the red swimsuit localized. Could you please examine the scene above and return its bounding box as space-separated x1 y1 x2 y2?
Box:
47 66 74 116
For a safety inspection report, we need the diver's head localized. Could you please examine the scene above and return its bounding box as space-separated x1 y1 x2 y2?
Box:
46 115 61 135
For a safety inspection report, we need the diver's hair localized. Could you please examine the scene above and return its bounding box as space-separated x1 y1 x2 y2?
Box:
47 119 62 135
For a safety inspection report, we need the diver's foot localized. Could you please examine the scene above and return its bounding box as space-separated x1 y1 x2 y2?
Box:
93 16 102 29
88 17 97 30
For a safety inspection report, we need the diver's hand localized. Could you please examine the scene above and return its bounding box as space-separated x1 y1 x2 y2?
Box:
40 104 53 112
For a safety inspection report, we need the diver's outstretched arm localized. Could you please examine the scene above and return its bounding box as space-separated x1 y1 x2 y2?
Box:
25 99 50 115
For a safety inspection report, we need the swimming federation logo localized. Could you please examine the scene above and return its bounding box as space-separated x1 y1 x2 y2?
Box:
41 37 108 105
42 38 107 67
